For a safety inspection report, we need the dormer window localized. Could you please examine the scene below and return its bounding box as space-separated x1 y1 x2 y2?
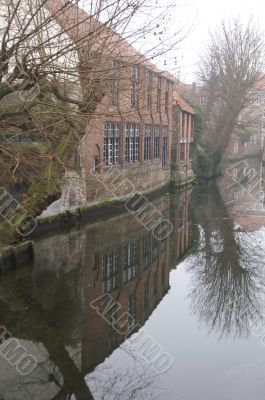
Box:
131 66 139 108
157 76 162 112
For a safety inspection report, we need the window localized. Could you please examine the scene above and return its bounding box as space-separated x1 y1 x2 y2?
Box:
93 156 99 173
152 236 158 260
143 234 150 269
125 123 140 163
232 167 238 180
144 281 149 318
191 115 195 138
123 241 137 282
128 293 136 329
180 143 185 161
104 122 120 165
160 238 166 252
131 66 139 108
106 303 118 348
200 96 206 105
144 124 151 161
153 272 158 306
165 80 169 113
163 126 168 135
161 263 165 287
102 249 118 293
162 126 168 166
157 76 161 112
189 144 193 161
106 302 119 325
182 113 185 138
178 206 184 228
147 71 153 109
233 142 239 153
111 60 119 105
165 91 169 114
154 125 160 160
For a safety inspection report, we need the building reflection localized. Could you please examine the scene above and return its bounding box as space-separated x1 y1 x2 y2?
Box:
1 182 265 399
218 156 265 230
0 189 192 400
80 199 172 373
169 189 192 267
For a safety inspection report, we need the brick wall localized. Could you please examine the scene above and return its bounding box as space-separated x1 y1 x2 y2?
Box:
171 104 195 185
43 0 197 215
79 61 175 203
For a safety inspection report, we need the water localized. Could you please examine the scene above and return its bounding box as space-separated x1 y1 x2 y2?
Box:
0 171 265 400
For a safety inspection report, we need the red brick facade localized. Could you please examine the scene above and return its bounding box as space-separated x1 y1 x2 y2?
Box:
43 0 196 213
179 80 265 162
224 80 265 161
79 63 176 202
171 94 195 185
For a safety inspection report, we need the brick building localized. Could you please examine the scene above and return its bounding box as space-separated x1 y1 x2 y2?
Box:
224 78 265 160
171 94 195 185
42 0 195 216
80 63 175 203
179 79 265 162
178 81 207 107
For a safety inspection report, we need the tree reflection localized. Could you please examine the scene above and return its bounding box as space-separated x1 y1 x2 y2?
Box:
0 194 174 400
189 182 265 339
0 270 94 400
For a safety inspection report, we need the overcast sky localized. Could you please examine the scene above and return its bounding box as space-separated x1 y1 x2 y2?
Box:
81 0 265 84
169 0 265 83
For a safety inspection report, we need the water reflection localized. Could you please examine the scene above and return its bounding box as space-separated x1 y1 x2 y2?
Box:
0 191 192 400
1 176 265 399
189 170 265 339
188 158 265 337
218 156 265 229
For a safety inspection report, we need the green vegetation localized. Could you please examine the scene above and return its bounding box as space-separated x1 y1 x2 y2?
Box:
192 143 222 178
238 129 251 143
182 99 222 178
193 103 202 144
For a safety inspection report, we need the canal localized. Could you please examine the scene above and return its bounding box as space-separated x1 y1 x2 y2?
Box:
0 166 265 400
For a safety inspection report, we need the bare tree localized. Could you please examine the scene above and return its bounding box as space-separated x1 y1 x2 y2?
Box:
0 0 182 245
199 19 265 156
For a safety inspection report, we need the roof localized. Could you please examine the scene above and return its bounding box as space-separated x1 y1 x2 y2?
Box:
45 0 176 81
250 75 265 92
235 215 265 232
173 93 196 114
